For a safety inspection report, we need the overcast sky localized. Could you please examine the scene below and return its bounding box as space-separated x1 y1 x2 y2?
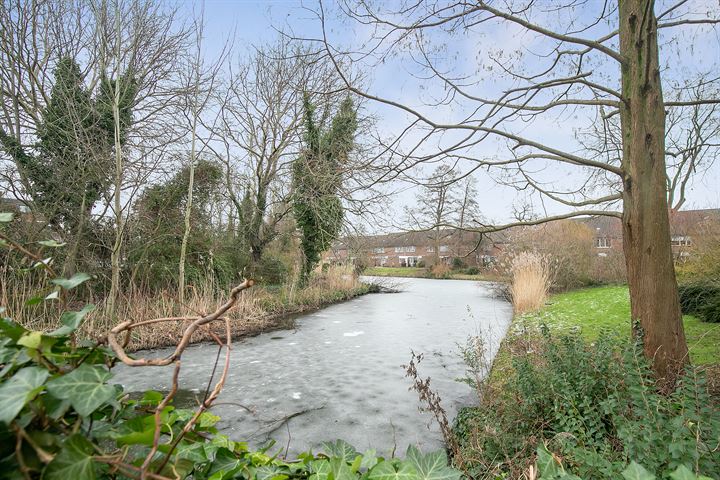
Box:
188 0 720 229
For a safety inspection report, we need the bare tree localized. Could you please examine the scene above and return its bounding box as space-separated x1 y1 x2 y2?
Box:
0 0 192 305
211 38 347 267
313 0 720 382
406 164 460 265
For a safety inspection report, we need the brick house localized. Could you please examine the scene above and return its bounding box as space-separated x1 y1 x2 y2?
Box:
581 208 720 260
324 208 719 268
324 229 507 267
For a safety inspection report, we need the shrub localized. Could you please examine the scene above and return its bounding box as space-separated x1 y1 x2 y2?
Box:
451 257 465 269
509 221 598 291
678 281 720 323
250 254 289 285
453 329 720 479
463 266 480 275
430 263 451 279
508 252 551 313
698 295 720 323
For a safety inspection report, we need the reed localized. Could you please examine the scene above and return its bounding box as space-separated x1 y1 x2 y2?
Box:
1 264 367 351
508 252 552 314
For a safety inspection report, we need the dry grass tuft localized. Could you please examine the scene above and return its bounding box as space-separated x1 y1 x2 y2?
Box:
509 252 552 314
429 263 451 279
2 264 367 351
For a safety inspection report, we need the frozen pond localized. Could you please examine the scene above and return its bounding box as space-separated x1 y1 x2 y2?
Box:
112 277 512 456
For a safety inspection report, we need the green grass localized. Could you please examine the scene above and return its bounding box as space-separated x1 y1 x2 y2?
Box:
517 285 719 365
364 266 428 278
363 266 500 281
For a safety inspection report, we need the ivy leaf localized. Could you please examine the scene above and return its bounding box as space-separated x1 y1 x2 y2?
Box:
37 240 66 248
536 445 562 478
42 393 72 420
329 458 356 480
42 434 96 480
46 364 115 416
321 439 358 463
111 414 156 447
406 445 460 480
0 317 28 342
669 465 710 480
0 338 15 364
622 462 656 480
0 212 14 222
45 290 60 301
361 449 379 470
17 331 43 350
309 459 332 480
253 465 289 480
49 305 95 336
368 460 418 480
206 448 244 479
0 366 49 424
50 273 91 290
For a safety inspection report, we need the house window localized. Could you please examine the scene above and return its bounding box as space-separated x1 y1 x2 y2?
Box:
394 245 416 253
595 237 611 248
671 235 692 246
439 245 450 253
399 256 419 267
372 247 385 254
426 246 434 253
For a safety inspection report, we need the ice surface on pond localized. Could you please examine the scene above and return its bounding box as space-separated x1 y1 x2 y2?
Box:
342 331 364 337
112 277 511 457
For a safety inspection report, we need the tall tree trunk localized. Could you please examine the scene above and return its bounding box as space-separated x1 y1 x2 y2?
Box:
179 7 204 307
178 154 196 306
63 192 87 278
248 183 268 265
619 0 688 384
107 5 124 319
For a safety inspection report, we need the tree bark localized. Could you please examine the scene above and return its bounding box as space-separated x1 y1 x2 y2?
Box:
619 0 688 384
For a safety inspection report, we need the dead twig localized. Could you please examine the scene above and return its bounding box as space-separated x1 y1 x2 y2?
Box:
108 279 253 366
106 280 252 480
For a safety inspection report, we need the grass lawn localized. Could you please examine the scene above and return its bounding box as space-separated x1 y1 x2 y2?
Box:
363 266 501 281
364 267 429 278
517 285 719 365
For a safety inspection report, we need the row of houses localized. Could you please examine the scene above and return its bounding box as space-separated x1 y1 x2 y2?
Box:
324 208 720 268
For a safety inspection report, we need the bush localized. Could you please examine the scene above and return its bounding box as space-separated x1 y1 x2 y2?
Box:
698 295 720 323
453 329 720 479
430 263 451 279
451 257 465 269
252 254 289 285
463 266 480 275
678 281 720 323
509 221 598 291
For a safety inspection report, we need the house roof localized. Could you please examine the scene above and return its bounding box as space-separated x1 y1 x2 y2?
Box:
578 208 720 237
337 208 720 251
333 228 505 253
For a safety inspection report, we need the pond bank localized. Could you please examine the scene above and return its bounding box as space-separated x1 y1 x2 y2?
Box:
123 281 374 352
363 266 503 282
452 284 720 478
